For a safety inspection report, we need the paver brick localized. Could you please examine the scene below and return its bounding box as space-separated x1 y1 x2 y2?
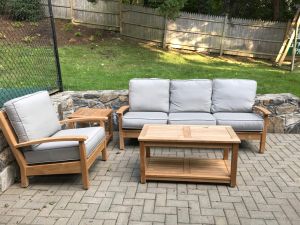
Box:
0 134 299 225
130 206 143 221
141 213 165 222
143 199 155 213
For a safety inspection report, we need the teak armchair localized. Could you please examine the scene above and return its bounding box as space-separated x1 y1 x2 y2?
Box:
0 91 108 190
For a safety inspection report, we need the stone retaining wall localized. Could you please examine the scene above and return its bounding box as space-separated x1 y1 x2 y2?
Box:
0 91 299 191
52 91 300 133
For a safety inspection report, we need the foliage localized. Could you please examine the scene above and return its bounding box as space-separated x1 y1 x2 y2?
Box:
64 23 74 32
58 40 300 96
143 0 299 21
158 0 186 19
8 0 43 21
95 31 102 37
0 0 7 14
74 32 82 37
87 0 97 3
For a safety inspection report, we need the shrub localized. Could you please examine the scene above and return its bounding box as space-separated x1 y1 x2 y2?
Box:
0 0 7 14
8 0 43 21
74 32 82 37
63 22 74 32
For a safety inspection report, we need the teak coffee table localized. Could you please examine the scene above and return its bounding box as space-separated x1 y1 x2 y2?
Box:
138 125 241 187
68 108 113 143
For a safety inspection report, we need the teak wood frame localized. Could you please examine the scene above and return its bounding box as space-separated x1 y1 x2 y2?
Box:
0 111 108 190
139 141 239 187
117 105 271 153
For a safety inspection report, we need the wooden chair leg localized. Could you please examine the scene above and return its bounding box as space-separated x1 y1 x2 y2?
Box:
259 132 266 154
79 142 89 190
81 169 89 190
102 145 108 161
119 130 125 150
259 117 268 154
20 170 29 188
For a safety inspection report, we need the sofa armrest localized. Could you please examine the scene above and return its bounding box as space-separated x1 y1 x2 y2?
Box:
253 106 271 117
16 136 88 148
116 105 129 116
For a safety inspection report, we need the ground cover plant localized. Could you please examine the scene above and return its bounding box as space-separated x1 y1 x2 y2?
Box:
59 39 300 96
1 19 300 97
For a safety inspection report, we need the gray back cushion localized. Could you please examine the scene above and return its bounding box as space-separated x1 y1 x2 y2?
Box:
4 91 61 143
129 78 170 112
211 79 257 113
170 79 212 112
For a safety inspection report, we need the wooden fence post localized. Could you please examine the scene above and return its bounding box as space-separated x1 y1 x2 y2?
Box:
70 0 74 23
162 16 168 49
220 14 228 56
119 1 123 34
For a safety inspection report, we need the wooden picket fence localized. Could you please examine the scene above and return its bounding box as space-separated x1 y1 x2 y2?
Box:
41 0 120 30
42 1 288 58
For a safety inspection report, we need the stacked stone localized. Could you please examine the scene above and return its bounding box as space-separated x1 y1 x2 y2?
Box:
52 91 300 134
255 93 300 133
0 130 16 191
52 91 129 126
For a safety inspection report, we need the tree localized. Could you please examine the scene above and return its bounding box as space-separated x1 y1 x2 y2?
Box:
158 0 186 19
128 0 299 21
273 0 280 20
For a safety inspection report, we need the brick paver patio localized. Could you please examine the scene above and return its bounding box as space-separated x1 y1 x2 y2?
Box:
0 134 300 225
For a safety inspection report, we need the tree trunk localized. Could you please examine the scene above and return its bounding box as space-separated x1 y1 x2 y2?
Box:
273 0 280 20
223 0 229 14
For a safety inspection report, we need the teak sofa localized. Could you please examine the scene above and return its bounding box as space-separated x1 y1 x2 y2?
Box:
117 79 271 153
0 91 108 189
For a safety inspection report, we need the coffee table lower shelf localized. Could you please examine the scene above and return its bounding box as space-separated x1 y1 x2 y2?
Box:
144 157 231 184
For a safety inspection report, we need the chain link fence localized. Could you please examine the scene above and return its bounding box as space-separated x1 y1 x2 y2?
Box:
0 0 62 106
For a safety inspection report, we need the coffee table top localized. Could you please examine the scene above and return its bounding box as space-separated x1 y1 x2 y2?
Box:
138 125 240 144
68 108 113 118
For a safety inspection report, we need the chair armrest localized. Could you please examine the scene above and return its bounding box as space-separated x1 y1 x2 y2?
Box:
253 106 271 117
116 105 129 116
16 136 88 148
60 117 108 125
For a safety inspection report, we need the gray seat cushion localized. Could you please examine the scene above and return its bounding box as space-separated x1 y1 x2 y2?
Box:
213 113 263 131
122 112 168 129
170 79 212 113
24 127 105 164
4 91 61 143
168 113 216 125
211 79 257 113
129 78 170 112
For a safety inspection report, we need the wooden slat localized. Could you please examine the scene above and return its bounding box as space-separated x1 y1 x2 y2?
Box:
237 132 261 140
139 125 240 144
27 161 81 176
145 157 230 182
144 142 231 149
123 130 140 138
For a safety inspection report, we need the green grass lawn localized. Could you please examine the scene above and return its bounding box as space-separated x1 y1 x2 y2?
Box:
58 39 299 96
